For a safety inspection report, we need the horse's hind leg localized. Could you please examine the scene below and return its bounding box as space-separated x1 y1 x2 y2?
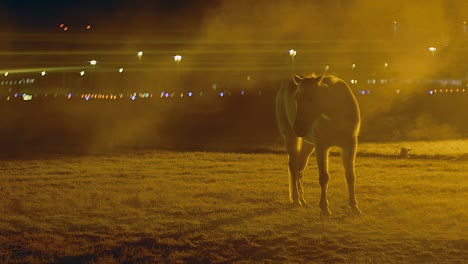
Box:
342 141 362 215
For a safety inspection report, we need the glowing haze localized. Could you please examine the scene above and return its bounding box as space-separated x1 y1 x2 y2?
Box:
2 0 468 82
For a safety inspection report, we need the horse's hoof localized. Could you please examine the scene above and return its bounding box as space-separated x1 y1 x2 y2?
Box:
350 206 362 216
299 199 308 208
320 209 332 220
292 200 303 207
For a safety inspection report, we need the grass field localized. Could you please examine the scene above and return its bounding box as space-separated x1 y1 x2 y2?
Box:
0 140 467 263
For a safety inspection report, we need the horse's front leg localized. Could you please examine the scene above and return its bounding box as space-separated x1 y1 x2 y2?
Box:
288 154 300 206
287 137 300 205
342 141 362 215
288 138 314 207
316 146 331 218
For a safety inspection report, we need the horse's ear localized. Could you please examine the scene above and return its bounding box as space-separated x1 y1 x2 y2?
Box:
292 74 302 86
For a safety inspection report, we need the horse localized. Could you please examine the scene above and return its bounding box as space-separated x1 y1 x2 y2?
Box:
276 73 362 218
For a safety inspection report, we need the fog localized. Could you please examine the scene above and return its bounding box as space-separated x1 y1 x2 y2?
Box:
0 0 466 154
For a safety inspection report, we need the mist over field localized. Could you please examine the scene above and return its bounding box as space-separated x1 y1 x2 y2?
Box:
1 0 467 154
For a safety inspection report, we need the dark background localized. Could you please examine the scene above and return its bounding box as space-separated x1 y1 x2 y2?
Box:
0 0 467 156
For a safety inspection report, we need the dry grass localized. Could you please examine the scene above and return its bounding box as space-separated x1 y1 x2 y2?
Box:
0 141 467 263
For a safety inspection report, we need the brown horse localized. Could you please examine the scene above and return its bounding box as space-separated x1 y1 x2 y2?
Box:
276 74 361 217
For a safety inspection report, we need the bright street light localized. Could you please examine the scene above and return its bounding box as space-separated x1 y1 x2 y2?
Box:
289 49 297 57
118 68 124 73
289 49 296 73
41 71 46 76
174 55 182 73
80 71 85 76
4 72 8 77
137 51 143 62
428 47 437 56
89 60 97 66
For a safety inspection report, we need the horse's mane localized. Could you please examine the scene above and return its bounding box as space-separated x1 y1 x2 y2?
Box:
304 73 340 82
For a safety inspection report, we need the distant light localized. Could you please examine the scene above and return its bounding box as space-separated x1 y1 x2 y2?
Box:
89 60 97 66
325 65 330 71
241 90 245 96
384 62 389 68
23 94 33 101
174 55 182 62
428 90 434 95
429 47 437 55
396 89 400 94
352 63 356 70
219 92 224 97
59 23 64 28
63 26 69 31
86 25 91 30
4 72 8 77
41 71 46 76
137 51 143 62
137 51 143 60
80 71 85 76
289 49 297 57
188 92 193 97
118 68 124 73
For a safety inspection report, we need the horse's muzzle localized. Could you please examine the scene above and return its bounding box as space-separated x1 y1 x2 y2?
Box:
294 123 307 137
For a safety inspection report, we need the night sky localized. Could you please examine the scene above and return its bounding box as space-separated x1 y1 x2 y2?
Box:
1 0 218 33
2 0 468 82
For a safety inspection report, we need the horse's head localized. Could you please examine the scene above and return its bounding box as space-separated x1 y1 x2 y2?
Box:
292 74 327 137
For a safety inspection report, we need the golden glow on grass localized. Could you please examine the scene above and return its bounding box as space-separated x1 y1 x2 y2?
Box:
0 143 466 262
